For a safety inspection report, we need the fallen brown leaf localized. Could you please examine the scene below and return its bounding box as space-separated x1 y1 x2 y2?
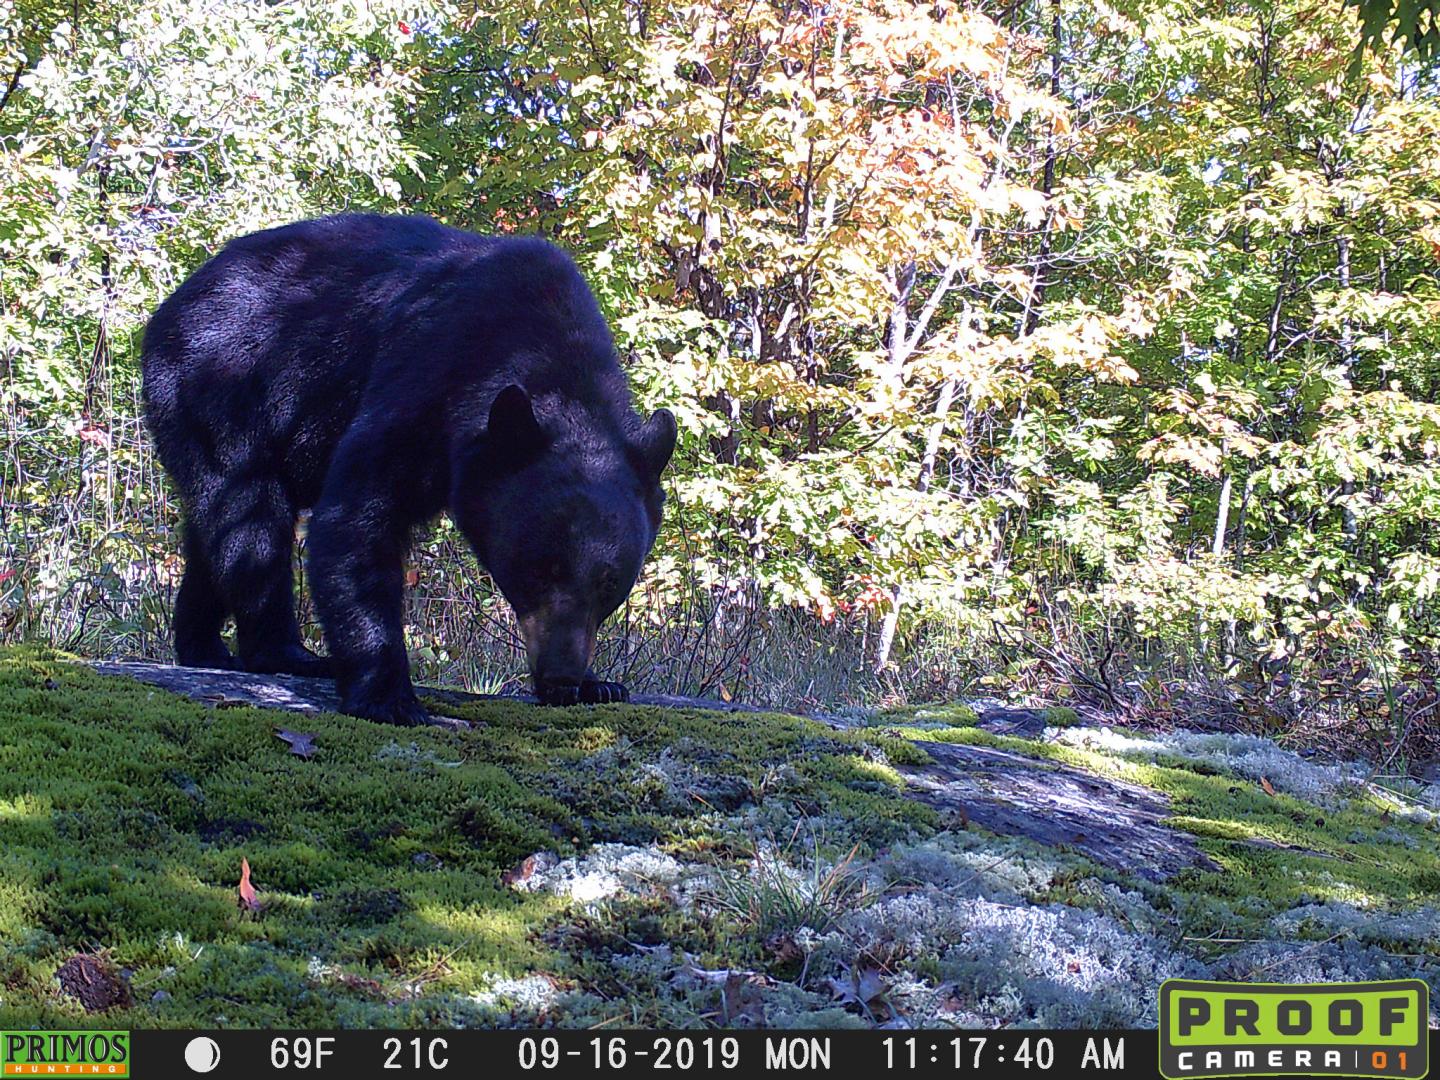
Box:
936 984 968 1015
826 964 892 1015
275 728 318 759
336 971 385 997
1260 776 1276 797
763 931 803 965
720 972 767 1026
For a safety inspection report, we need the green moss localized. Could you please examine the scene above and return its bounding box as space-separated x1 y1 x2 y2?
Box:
885 723 1023 750
573 725 617 753
0 647 933 1027
855 732 932 766
877 702 979 728
1413 867 1440 892
1043 707 1080 727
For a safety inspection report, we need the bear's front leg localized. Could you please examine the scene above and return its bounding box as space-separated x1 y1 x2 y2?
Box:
308 474 430 728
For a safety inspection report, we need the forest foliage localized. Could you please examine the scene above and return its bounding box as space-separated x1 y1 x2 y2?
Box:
2 0 1438 716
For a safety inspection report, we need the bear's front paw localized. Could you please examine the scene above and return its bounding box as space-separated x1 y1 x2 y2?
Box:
342 691 430 727
536 681 581 707
579 679 629 705
536 679 629 706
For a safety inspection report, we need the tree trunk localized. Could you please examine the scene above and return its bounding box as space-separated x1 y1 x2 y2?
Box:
1337 232 1359 543
875 378 958 671
1212 469 1232 558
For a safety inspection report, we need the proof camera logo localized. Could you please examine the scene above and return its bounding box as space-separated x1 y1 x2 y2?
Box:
1160 980 1429 1079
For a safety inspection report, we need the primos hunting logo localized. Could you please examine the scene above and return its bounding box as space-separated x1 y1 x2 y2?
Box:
1161 980 1429 1079
1 1032 130 1077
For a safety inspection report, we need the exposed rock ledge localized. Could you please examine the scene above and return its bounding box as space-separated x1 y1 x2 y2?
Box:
88 660 1221 882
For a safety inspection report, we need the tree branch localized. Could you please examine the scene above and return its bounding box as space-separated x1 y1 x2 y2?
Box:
0 62 24 114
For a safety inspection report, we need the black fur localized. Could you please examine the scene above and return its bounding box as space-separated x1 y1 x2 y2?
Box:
142 213 675 724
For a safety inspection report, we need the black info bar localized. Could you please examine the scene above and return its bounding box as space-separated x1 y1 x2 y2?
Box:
10 1029 1440 1080
6 1031 1135 1080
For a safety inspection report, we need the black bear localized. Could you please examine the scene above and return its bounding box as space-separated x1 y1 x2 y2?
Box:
142 213 676 723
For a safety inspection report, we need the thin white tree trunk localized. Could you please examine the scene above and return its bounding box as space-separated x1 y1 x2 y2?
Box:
875 377 958 671
1212 462 1232 557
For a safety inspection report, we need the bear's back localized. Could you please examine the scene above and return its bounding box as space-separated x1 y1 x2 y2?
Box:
141 215 598 377
142 214 636 507
220 212 488 266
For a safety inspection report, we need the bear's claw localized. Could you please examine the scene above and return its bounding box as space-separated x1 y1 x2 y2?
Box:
579 680 628 705
536 680 629 706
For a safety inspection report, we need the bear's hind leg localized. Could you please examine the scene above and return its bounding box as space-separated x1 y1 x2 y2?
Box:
207 474 333 679
173 520 237 670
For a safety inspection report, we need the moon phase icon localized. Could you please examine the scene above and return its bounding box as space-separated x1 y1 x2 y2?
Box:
184 1037 221 1073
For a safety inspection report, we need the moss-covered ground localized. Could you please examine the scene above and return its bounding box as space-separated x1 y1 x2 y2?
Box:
884 723 1440 922
1 646 1436 1029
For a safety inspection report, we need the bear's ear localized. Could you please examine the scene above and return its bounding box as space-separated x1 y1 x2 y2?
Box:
633 408 677 480
487 384 546 462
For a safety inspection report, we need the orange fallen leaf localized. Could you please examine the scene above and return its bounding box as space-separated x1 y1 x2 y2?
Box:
238 857 262 913
1260 776 1276 797
502 854 542 887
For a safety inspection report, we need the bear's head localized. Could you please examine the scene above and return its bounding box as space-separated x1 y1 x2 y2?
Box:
455 384 676 705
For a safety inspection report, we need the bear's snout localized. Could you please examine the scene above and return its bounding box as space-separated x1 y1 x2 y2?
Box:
518 608 598 702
